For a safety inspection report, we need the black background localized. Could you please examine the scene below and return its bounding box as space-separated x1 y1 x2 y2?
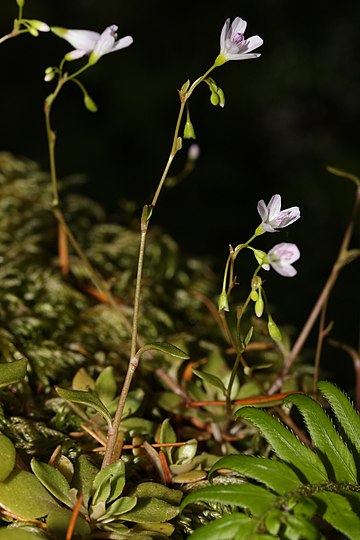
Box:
0 1 359 387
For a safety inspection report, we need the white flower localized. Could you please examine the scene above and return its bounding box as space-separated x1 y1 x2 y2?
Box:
257 194 300 233
216 17 263 65
262 242 300 277
51 25 133 63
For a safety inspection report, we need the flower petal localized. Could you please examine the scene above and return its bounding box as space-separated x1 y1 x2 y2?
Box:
111 35 134 52
257 199 268 221
267 194 282 220
231 17 247 37
243 35 264 53
52 27 100 52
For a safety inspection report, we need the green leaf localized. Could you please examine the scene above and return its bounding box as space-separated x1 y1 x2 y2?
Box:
318 381 360 457
284 513 320 540
0 470 59 519
284 393 357 483
99 495 137 520
0 528 51 540
193 369 226 395
55 386 112 427
237 407 328 483
95 366 117 405
0 359 27 388
91 460 125 506
314 491 360 540
209 455 302 494
121 497 179 523
188 513 253 540
130 482 183 505
141 342 189 359
181 484 276 517
47 507 91 538
71 455 99 508
30 458 72 507
0 434 16 481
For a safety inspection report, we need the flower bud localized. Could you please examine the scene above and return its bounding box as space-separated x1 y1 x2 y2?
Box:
267 315 282 341
217 87 225 108
250 290 258 302
28 27 39 37
16 0 25 7
218 291 229 312
84 95 98 113
255 298 264 318
210 91 219 106
28 20 50 32
44 67 56 82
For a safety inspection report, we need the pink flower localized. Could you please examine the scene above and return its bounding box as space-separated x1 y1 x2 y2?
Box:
51 25 133 63
257 194 300 233
216 17 263 65
262 242 300 277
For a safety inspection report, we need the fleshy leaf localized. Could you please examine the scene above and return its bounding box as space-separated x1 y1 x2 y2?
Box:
0 359 27 388
130 482 183 505
284 393 357 483
47 507 91 538
121 497 179 523
209 455 302 494
0 434 16 481
95 366 117 405
91 460 126 506
31 458 72 507
181 484 276 517
71 455 99 508
55 386 112 427
0 470 59 519
237 407 328 483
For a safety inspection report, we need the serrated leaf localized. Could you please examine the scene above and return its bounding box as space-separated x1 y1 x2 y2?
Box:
31 459 72 507
181 484 276 517
188 513 253 540
284 513 320 539
237 407 328 483
318 381 360 458
209 455 302 494
0 470 59 519
55 386 112 427
314 491 360 540
284 393 357 483
0 359 27 388
141 342 189 359
193 369 226 395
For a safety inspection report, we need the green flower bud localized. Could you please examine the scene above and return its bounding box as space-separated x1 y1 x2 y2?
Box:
28 20 50 32
16 0 25 7
268 315 282 341
255 298 264 318
210 91 219 106
84 95 98 112
44 67 56 82
218 291 229 312
28 27 39 37
250 290 258 302
217 87 225 108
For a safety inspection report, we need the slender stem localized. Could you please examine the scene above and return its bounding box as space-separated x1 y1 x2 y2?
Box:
312 299 328 398
102 353 139 468
130 223 148 358
269 185 360 394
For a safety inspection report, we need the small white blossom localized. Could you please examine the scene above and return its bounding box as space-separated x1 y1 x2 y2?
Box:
263 242 300 277
257 194 300 233
51 25 133 63
216 17 263 65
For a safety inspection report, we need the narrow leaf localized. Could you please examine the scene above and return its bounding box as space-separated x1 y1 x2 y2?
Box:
91 460 125 506
237 407 328 483
209 455 302 494
314 491 360 540
181 484 276 517
284 393 357 483
0 359 27 388
318 381 360 458
188 513 253 540
141 342 189 359
193 369 226 394
55 386 112 427
121 497 179 523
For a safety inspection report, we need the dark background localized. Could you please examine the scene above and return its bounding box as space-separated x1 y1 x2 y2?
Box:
0 1 359 387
